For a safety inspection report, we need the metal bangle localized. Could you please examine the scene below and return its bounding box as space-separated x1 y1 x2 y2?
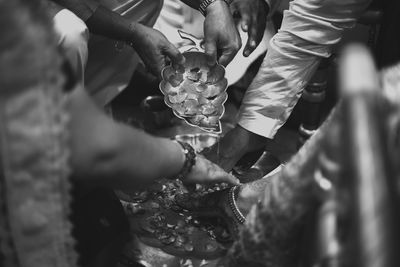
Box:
199 0 233 16
228 186 246 224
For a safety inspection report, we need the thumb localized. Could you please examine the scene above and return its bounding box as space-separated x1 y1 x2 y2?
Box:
218 172 241 186
211 165 241 185
204 40 218 67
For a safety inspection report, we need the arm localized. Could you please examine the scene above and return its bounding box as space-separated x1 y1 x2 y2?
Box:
49 0 184 77
67 87 239 189
208 0 371 171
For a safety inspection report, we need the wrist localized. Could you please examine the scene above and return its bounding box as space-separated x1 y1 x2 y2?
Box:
200 0 232 16
236 125 269 152
172 140 197 181
115 21 139 52
126 22 140 48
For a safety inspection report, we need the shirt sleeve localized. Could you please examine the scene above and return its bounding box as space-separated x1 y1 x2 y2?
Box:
238 0 371 139
51 0 100 21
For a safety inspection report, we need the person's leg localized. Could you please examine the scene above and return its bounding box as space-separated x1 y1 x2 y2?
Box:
53 9 89 83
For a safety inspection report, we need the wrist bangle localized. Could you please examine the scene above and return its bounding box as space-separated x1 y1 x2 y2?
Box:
228 186 246 224
199 0 233 16
174 140 196 181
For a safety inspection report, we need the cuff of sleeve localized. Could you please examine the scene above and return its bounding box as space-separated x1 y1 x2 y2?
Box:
238 111 284 139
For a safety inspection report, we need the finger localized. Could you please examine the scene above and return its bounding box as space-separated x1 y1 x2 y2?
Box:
215 171 241 186
152 55 168 79
206 162 239 185
204 40 218 67
164 42 185 66
218 49 237 67
143 59 161 79
240 12 251 32
243 23 259 57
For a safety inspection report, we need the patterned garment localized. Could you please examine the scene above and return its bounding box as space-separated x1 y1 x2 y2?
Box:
227 55 400 267
226 109 339 267
0 1 77 267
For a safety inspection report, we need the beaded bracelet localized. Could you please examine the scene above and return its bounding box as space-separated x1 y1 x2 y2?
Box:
174 140 196 181
228 186 246 224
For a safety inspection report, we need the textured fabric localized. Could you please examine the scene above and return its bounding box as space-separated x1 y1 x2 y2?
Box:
227 59 400 267
0 1 77 266
238 0 371 138
0 85 76 267
228 108 340 266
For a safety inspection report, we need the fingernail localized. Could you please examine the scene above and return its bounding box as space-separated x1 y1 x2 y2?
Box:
243 24 248 31
244 50 250 57
250 40 256 47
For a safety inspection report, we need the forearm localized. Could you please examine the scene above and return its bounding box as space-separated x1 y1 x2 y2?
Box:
85 5 135 42
67 88 184 190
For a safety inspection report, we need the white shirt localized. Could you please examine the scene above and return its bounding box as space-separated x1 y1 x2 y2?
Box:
238 0 372 138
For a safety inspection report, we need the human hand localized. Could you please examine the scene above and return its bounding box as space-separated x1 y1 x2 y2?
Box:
183 154 240 185
130 23 185 79
230 0 269 57
203 125 268 171
203 0 241 66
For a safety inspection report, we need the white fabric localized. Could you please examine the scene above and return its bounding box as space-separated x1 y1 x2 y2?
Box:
238 0 372 138
53 9 89 83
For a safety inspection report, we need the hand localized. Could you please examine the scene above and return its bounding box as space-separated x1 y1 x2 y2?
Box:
230 0 269 57
130 23 185 79
203 125 269 171
203 0 241 66
183 154 240 185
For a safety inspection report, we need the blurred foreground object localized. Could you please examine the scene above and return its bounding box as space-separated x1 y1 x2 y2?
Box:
0 0 78 266
226 44 400 267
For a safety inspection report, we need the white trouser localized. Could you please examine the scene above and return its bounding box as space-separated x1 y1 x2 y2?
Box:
238 0 372 138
